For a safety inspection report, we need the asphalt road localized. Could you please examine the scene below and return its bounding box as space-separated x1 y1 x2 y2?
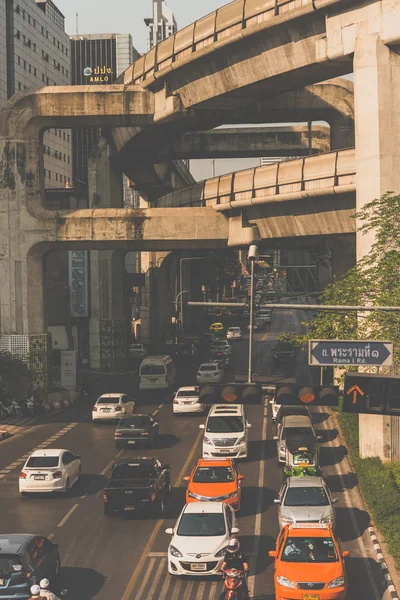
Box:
0 307 392 600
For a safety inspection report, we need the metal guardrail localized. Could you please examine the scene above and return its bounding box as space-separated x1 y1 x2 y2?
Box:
125 0 341 86
158 149 356 208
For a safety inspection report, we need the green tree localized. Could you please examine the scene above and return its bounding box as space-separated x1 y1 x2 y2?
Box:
198 250 241 297
291 193 400 364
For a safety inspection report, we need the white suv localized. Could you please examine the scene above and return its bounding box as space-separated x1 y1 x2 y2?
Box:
200 404 251 459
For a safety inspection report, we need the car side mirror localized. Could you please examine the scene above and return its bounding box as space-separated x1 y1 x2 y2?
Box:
332 497 339 504
317 435 323 441
183 476 190 481
273 436 279 441
163 464 171 470
273 499 280 504
269 400 274 404
231 527 240 534
269 550 277 558
246 423 252 429
199 424 205 430
342 550 350 557
75 455 80 460
165 528 174 535
238 475 244 481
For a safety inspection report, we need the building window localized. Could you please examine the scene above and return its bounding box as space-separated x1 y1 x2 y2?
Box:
46 31 49 39
42 74 45 82
55 173 58 181
67 156 70 163
17 56 21 65
41 26 44 35
33 43 36 52
63 132 65 140
28 14 30 24
66 69 69 78
23 60 26 70
57 41 60 49
48 171 51 179
63 154 66 161
29 64 31 73
67 134 70 142
59 130 62 138
61 66 64 75
34 68 37 76
15 30 20 39
22 9 25 19
46 76 49 85
65 48 68 57
18 82 21 90
33 19 36 28
15 5 20 14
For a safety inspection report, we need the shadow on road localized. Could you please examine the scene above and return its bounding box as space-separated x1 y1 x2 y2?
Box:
56 566 105 600
317 428 338 443
336 506 370 541
320 445 348 467
326 472 358 493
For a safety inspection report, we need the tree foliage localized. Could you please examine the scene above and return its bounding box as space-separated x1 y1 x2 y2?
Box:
291 193 400 364
0 352 31 399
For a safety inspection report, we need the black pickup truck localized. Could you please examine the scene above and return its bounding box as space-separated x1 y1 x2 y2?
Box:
272 341 296 365
103 458 171 517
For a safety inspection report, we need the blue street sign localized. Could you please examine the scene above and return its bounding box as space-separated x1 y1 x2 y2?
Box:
308 340 393 367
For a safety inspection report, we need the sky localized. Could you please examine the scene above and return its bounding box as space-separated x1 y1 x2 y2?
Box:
55 0 228 54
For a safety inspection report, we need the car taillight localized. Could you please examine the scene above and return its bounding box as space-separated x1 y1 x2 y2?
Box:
20 570 32 582
53 471 62 479
103 492 108 502
141 432 149 436
151 491 156 501
92 406 98 411
114 432 122 437
173 399 179 404
115 406 122 412
19 471 27 479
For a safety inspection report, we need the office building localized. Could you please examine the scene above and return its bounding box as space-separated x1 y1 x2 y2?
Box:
0 0 72 187
145 0 177 50
70 33 139 187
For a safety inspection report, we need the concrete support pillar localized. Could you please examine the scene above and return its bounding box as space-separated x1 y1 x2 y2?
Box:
354 35 400 459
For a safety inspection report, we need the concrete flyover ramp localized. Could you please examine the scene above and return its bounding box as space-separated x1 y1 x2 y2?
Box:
158 149 356 245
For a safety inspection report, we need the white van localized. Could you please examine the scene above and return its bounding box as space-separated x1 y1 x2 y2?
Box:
139 355 176 390
200 404 251 459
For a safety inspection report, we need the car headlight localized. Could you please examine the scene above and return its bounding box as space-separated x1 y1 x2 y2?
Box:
321 515 333 523
280 444 285 451
188 491 203 500
169 545 183 558
215 546 228 558
203 436 213 445
277 576 296 588
235 436 245 446
281 516 293 524
328 577 345 588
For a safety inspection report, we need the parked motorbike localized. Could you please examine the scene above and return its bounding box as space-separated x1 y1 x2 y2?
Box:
0 399 23 418
25 396 44 416
220 569 248 600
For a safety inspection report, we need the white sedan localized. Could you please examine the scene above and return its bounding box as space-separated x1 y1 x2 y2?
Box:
166 501 239 576
19 449 81 495
92 393 135 422
173 387 205 414
226 327 243 341
196 363 224 384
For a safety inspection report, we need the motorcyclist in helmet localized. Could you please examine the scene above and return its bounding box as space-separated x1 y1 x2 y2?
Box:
29 585 41 600
221 538 249 599
39 579 59 600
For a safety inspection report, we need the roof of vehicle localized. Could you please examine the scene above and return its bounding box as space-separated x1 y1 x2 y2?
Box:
117 414 151 425
183 501 225 514
228 327 241 330
176 386 199 392
97 393 124 399
282 415 313 427
196 458 235 468
0 534 35 554
28 449 65 457
113 457 157 466
284 523 334 537
210 322 224 327
277 406 310 419
209 404 243 416
286 476 324 488
199 362 220 368
141 355 171 362
274 341 295 351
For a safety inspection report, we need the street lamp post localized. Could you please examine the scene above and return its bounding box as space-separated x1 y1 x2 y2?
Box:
248 245 259 383
179 257 206 339
174 291 188 343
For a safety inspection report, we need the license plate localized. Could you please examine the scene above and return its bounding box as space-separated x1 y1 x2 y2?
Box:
219 450 231 455
124 506 136 511
0 579 4 585
34 475 46 480
183 401 193 405
102 408 111 412
303 595 319 600
191 563 206 571
127 440 136 444
299 462 309 467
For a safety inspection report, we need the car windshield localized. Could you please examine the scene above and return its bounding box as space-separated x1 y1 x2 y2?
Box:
177 513 226 537
282 537 338 563
97 396 120 404
112 463 156 479
229 328 240 332
284 487 329 507
26 456 59 468
119 417 149 428
206 416 244 433
213 342 228 347
141 365 165 375
200 365 218 372
0 555 22 575
131 345 143 350
193 467 235 483
282 427 313 440
177 390 199 397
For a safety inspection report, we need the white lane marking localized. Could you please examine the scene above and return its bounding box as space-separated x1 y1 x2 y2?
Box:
260 333 268 341
0 422 79 479
248 396 268 595
48 533 55 540
169 576 182 600
196 581 206 600
145 558 165 599
157 568 172 599
100 460 115 476
148 552 168 557
319 409 381 600
152 403 164 417
134 557 155 600
57 503 78 528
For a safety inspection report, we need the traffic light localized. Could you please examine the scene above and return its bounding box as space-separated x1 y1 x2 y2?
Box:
343 373 400 415
275 384 339 407
199 383 262 405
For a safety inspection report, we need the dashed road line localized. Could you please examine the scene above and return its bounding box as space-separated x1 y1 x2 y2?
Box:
152 403 164 417
57 504 79 528
148 552 168 557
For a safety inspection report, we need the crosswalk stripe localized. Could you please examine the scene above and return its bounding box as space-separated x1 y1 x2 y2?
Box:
146 558 166 599
168 575 182 600
134 557 155 600
157 565 173 599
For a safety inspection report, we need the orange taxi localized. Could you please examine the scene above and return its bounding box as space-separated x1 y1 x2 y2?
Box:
269 523 348 600
184 458 243 511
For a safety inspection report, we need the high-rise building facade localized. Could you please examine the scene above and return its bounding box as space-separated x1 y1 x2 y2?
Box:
145 0 177 50
70 33 139 187
0 0 72 188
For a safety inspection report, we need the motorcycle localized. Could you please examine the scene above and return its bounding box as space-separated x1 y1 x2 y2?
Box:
221 568 248 600
0 399 23 418
25 396 44 416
